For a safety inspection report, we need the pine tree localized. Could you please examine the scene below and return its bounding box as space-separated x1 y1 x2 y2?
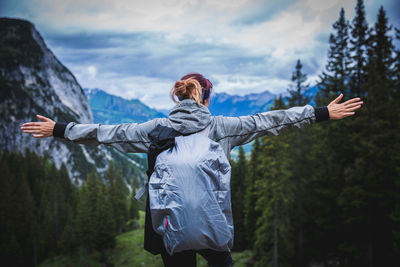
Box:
254 136 294 267
0 155 12 238
107 163 128 234
253 99 294 267
8 233 23 266
95 183 116 251
0 157 16 264
364 6 397 265
50 165 64 249
76 169 101 252
75 183 91 252
58 223 76 256
244 138 263 249
285 60 315 266
38 172 54 258
392 27 400 255
349 0 370 98
231 146 248 250
317 8 351 104
287 59 311 106
12 171 35 265
272 94 286 110
395 28 400 99
128 178 139 227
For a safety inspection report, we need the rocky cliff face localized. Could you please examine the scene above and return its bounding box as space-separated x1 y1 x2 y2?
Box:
0 18 146 183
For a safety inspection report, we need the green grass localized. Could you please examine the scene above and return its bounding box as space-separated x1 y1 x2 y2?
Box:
111 211 163 266
39 211 253 266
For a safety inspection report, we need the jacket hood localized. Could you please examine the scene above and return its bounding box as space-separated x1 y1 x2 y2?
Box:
168 99 211 134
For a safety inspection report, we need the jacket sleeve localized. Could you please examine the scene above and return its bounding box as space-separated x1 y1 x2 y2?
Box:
53 118 163 153
216 105 329 149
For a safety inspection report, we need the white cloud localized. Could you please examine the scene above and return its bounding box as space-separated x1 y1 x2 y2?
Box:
72 65 176 108
212 74 291 95
87 65 97 79
13 1 353 43
2 0 398 110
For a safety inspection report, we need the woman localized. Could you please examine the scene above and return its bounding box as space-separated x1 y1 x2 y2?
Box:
21 73 363 266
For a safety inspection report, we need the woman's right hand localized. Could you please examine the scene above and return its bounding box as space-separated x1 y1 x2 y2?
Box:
21 115 55 138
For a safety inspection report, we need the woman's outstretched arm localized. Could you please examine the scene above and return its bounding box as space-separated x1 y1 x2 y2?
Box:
21 116 162 153
217 94 363 148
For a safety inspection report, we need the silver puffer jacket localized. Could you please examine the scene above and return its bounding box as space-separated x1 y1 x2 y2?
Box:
61 99 326 159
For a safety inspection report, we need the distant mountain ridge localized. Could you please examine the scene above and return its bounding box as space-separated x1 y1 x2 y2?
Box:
87 87 319 124
209 90 276 116
209 86 319 117
84 88 166 124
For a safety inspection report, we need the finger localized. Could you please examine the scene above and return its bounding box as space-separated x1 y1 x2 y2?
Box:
343 112 355 117
345 101 363 108
344 99 361 106
333 93 343 104
22 122 43 127
21 125 41 130
37 115 50 122
23 129 42 134
343 98 361 105
21 127 42 132
32 134 45 138
346 105 362 111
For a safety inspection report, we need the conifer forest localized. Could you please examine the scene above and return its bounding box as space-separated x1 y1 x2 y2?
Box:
230 2 400 266
1 0 400 266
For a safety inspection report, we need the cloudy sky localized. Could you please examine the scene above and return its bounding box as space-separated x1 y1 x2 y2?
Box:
1 0 399 109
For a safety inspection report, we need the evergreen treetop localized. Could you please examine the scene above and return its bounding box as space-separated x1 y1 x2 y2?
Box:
287 59 311 107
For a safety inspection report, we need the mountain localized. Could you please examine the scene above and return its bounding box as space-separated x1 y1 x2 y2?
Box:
84 88 166 124
209 90 276 116
209 86 318 117
0 17 146 183
156 108 170 116
302 85 318 106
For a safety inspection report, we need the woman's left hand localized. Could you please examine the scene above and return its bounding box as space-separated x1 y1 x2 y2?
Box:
327 94 363 120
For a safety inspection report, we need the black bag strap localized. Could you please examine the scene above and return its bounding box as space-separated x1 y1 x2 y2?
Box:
146 125 182 179
133 125 182 200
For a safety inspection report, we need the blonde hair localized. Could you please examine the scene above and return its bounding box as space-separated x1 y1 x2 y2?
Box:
171 78 203 107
